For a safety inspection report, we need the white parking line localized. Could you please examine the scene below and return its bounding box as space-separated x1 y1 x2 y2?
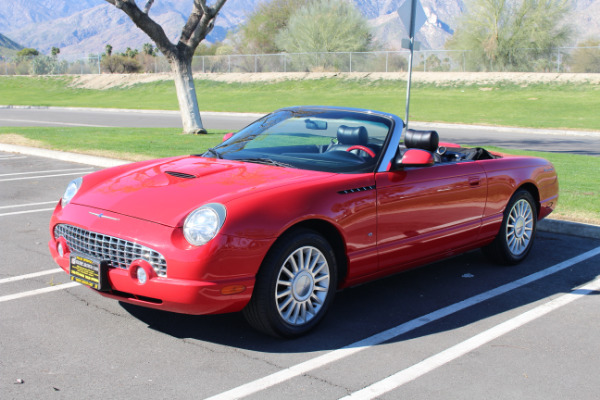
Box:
0 268 64 284
0 207 56 217
0 171 86 182
0 155 27 160
0 201 57 210
206 245 600 400
341 275 600 399
0 167 93 177
0 282 80 303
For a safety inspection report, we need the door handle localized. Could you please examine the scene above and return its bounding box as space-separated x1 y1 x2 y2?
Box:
469 176 480 187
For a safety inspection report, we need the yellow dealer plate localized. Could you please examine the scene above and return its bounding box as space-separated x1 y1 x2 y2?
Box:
69 253 103 290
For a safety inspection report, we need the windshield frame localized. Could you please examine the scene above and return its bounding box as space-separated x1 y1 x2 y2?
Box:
204 106 399 174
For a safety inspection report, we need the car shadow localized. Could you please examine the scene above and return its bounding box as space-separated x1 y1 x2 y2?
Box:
119 231 600 353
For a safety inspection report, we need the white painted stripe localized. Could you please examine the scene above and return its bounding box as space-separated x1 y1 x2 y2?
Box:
0 207 55 217
0 282 80 303
0 118 111 127
0 156 27 160
206 246 600 400
341 276 600 400
0 268 64 284
0 167 93 177
0 171 85 182
0 201 57 210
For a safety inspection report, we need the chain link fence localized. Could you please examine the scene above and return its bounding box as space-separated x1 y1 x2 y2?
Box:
1 47 598 75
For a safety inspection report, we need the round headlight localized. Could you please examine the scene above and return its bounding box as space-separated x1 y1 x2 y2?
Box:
62 177 83 207
183 203 226 246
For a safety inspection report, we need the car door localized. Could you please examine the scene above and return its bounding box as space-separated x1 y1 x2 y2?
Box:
376 161 487 272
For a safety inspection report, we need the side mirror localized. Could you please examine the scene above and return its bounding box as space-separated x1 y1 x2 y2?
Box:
394 148 434 168
222 132 234 142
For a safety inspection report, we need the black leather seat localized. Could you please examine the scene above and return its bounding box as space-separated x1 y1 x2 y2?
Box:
404 129 439 152
331 125 369 150
398 129 440 163
325 125 373 158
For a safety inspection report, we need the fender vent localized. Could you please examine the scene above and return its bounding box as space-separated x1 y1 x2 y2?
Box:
338 185 376 194
165 171 197 179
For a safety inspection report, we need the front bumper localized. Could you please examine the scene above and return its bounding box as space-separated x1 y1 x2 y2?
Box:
49 203 273 315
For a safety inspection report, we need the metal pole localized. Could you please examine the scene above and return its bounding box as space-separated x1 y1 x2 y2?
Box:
349 52 352 72
386 51 389 73
98 54 101 74
404 0 418 131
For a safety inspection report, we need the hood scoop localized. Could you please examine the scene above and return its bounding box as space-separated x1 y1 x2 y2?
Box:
165 171 197 179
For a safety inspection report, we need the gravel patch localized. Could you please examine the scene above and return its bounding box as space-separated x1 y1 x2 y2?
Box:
69 72 600 90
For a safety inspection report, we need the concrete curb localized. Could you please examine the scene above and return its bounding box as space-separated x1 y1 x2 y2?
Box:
537 219 600 240
1 105 599 138
0 143 130 168
2 143 599 240
410 121 600 138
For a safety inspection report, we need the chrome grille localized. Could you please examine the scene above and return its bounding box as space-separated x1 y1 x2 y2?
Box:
54 224 167 277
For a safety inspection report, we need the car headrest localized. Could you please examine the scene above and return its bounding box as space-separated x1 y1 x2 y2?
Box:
337 125 368 145
404 129 439 152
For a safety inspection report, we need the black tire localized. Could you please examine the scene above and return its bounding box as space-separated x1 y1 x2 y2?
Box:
243 229 337 338
483 189 537 265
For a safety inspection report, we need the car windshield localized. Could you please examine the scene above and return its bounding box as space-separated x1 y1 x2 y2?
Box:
203 109 393 173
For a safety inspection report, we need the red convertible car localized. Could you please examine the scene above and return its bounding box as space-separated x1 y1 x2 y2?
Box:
49 106 558 337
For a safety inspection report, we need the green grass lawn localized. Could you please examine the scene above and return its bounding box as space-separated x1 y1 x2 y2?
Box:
1 126 597 224
1 76 599 130
0 126 221 160
485 146 599 224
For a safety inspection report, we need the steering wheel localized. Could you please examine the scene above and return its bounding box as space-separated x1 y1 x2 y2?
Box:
345 145 375 158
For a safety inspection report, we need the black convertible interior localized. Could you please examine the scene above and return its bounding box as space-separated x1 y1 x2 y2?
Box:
399 129 499 163
207 110 499 173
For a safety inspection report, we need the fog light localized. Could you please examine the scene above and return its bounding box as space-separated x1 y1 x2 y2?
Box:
57 242 64 257
136 267 148 285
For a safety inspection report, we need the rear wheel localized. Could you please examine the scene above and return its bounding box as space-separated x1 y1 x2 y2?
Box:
483 189 537 265
243 229 337 338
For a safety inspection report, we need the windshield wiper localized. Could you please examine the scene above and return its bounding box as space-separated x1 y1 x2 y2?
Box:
201 148 222 159
235 158 293 168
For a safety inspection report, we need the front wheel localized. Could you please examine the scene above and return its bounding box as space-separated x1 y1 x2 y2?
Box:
243 229 337 338
483 189 537 265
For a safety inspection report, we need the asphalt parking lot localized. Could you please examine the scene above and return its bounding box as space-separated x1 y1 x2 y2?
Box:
1 151 599 399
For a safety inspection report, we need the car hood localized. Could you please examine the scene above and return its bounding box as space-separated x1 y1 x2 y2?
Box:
73 156 334 227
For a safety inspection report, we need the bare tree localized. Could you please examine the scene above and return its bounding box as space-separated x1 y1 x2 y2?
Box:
104 0 228 134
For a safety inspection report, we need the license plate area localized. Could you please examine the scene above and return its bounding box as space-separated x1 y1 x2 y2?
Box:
69 253 107 291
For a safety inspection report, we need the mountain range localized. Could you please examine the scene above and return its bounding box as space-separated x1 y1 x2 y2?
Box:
1 0 599 57
0 32 23 58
